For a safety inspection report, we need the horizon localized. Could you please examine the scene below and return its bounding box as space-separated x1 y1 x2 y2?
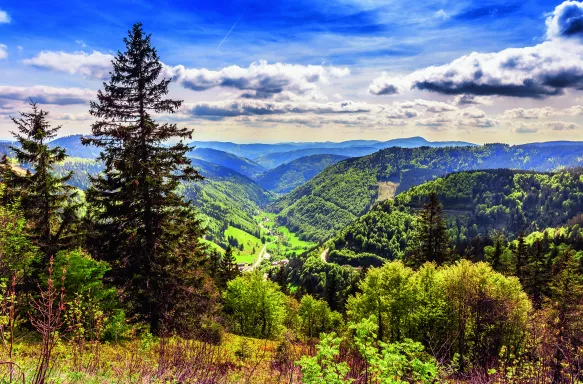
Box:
1 1 583 144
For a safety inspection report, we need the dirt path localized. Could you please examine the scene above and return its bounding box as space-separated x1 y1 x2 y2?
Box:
245 243 269 271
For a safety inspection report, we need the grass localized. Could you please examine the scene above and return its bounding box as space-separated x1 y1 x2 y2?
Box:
275 226 316 256
224 226 264 264
0 333 302 383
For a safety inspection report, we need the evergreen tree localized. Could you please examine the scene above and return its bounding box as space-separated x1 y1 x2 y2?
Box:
513 231 527 280
83 23 218 336
0 101 79 257
410 193 449 267
548 248 583 382
219 246 239 289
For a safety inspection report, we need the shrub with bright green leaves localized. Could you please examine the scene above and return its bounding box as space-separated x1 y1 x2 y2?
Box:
350 316 438 383
51 248 131 341
223 271 287 339
297 332 351 384
347 260 531 371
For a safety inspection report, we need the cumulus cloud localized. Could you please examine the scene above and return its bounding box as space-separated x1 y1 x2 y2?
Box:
0 9 9 23
546 1 583 39
165 60 350 101
24 51 114 79
0 44 7 60
0 85 94 105
369 1 583 99
499 105 583 119
513 120 579 133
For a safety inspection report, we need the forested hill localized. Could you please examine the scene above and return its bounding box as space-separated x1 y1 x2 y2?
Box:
256 154 348 193
272 143 583 242
326 168 583 267
188 147 267 179
253 147 375 168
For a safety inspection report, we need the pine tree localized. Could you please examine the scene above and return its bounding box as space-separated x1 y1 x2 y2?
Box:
219 246 239 289
82 23 218 336
410 192 449 267
0 101 79 258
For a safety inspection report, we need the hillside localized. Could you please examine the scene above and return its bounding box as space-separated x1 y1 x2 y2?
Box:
272 143 583 242
326 168 583 267
49 135 101 159
255 154 348 193
188 147 267 179
50 157 274 244
253 147 372 168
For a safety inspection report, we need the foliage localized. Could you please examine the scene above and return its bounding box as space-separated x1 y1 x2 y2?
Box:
347 260 531 371
350 316 438 383
223 272 287 339
298 294 343 339
297 332 351 384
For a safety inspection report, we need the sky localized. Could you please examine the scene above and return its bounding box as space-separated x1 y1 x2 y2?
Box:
0 0 583 144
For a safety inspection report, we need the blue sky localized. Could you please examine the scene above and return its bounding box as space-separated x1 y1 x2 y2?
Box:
0 0 582 143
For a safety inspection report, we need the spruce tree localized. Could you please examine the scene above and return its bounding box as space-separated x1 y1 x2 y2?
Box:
219 246 239 289
410 192 449 267
83 23 218 336
0 101 79 257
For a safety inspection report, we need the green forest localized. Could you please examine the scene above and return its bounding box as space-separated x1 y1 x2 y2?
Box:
0 22 582 384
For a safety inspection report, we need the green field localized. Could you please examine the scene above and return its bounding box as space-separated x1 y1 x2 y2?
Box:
224 226 264 264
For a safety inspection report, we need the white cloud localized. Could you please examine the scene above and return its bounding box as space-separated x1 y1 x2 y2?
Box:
546 1 583 40
369 1 583 99
435 9 449 20
499 105 583 119
24 50 114 80
512 120 580 133
75 40 87 48
453 94 494 106
0 85 94 105
0 44 7 60
165 60 350 101
395 99 458 113
0 9 10 24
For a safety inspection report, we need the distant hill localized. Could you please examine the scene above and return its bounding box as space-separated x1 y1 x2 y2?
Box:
271 143 583 243
325 168 583 267
188 147 266 179
254 147 373 168
49 135 101 159
190 137 475 160
256 154 348 193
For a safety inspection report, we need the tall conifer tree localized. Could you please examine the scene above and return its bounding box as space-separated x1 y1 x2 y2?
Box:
409 192 450 268
83 23 218 336
0 101 79 257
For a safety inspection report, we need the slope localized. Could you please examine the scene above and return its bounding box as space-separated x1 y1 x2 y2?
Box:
271 143 583 242
326 168 583 267
255 154 349 193
188 147 267 179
